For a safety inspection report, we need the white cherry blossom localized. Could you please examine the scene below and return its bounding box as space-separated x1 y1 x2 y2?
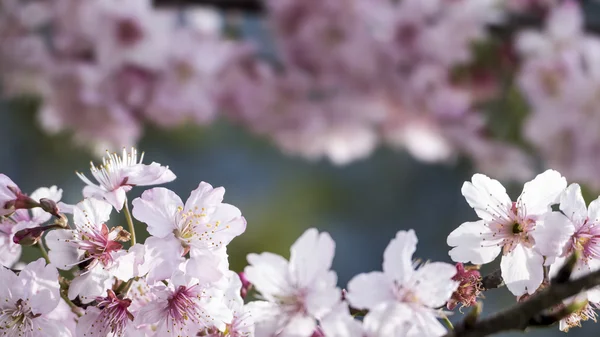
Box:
346 230 458 337
76 147 176 210
0 258 71 337
244 228 340 337
447 170 567 296
131 183 245 282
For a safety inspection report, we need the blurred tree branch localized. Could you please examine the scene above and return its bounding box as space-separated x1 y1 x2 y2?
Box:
153 0 600 35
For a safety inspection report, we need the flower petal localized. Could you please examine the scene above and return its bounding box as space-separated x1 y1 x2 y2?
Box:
517 169 566 217
410 262 458 308
289 228 335 288
245 252 292 300
447 220 501 264
559 184 587 227
346 272 394 310
73 198 113 233
132 187 183 238
461 174 512 222
531 213 574 258
383 230 417 284
501 245 544 296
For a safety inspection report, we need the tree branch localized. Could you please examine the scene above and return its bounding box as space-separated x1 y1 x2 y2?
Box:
445 268 600 337
153 0 264 12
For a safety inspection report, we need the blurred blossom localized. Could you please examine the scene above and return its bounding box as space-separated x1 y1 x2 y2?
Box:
517 1 600 189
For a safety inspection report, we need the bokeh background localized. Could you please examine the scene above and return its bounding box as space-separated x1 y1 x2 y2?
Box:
3 0 600 336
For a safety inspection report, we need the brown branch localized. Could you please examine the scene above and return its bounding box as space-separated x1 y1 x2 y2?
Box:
445 267 600 337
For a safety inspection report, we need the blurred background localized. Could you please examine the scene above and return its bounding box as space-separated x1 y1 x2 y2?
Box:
2 0 600 336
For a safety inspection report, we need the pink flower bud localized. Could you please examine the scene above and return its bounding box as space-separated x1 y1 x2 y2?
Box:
238 271 252 299
13 226 46 246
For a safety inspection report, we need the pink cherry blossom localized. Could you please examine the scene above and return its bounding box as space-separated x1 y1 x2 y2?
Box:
135 271 233 336
77 147 176 210
0 258 71 337
448 170 567 296
76 290 141 337
346 230 458 337
0 174 22 216
244 228 341 337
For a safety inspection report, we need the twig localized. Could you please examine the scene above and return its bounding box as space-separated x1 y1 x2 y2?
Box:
123 199 136 246
445 268 600 337
153 0 264 12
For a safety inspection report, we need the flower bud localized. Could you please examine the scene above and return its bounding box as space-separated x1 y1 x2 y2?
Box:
13 226 45 246
39 198 59 217
238 271 252 299
447 263 482 310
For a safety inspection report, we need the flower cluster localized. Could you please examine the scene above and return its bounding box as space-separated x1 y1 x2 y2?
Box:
4 147 600 335
3 0 575 184
448 169 600 331
0 147 464 337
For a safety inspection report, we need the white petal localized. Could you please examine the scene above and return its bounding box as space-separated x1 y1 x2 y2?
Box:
588 197 600 223
447 220 501 264
73 198 112 233
20 259 61 315
289 228 335 288
68 268 113 303
501 245 544 296
517 169 566 217
184 182 224 215
103 188 128 211
45 229 79 270
125 162 176 186
559 184 587 226
320 303 363 337
245 252 293 300
304 274 341 319
142 235 185 284
76 306 111 337
363 303 413 337
461 174 512 222
411 307 448 337
383 230 416 284
185 253 224 285
411 262 458 308
34 317 72 337
279 314 317 337
131 187 182 238
110 243 146 281
346 272 394 310
531 213 574 258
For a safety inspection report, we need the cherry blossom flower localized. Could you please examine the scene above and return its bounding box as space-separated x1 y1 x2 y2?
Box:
244 228 341 337
346 230 458 337
45 198 143 302
0 186 62 267
131 183 245 282
0 258 71 337
76 147 176 210
135 270 233 336
76 290 142 337
447 170 567 296
197 271 254 337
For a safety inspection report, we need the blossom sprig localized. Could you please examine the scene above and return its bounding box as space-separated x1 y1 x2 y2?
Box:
5 151 600 336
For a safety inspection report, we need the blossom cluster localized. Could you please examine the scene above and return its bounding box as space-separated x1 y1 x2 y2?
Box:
3 148 600 336
448 169 600 331
0 147 462 337
7 0 594 184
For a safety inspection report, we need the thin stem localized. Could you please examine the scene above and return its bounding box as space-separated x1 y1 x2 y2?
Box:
123 199 136 246
60 290 83 317
36 241 50 263
442 315 454 331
